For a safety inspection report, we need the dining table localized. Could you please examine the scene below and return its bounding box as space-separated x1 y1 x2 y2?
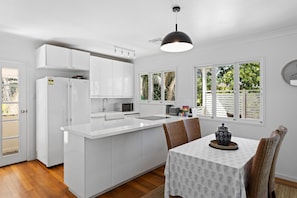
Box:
164 134 259 198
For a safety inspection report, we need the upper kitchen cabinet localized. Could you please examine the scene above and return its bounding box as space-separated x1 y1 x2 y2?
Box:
90 56 134 98
70 49 90 70
36 44 90 71
120 61 134 97
90 56 113 97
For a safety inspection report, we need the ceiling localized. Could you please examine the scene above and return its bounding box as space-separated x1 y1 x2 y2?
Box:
1 0 297 59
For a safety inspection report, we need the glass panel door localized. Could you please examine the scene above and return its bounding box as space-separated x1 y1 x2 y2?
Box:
2 68 19 156
0 61 26 167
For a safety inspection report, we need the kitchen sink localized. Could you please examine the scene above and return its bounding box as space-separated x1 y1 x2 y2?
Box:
137 116 170 121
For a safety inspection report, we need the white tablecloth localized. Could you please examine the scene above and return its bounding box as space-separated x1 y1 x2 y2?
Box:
164 134 259 198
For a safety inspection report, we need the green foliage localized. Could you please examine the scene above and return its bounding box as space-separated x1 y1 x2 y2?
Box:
196 62 261 106
239 62 260 90
216 65 234 90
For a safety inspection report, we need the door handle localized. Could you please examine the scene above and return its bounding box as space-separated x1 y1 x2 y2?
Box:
20 109 28 113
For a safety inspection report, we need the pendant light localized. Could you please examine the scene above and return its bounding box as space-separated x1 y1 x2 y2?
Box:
160 5 193 52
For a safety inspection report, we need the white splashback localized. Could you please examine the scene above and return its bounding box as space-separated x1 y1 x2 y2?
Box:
91 98 134 113
138 103 166 117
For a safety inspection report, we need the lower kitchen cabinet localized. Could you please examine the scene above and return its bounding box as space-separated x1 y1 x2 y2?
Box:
63 126 167 198
111 132 143 185
141 127 168 171
85 138 112 197
64 133 112 198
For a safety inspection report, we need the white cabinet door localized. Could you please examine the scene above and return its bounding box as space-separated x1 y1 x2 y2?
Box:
111 132 142 185
90 56 113 97
46 77 68 167
85 137 112 197
36 44 70 68
122 62 134 98
141 127 168 171
113 61 134 98
69 79 91 125
90 56 100 97
71 49 90 70
90 56 134 98
112 60 124 97
99 59 113 97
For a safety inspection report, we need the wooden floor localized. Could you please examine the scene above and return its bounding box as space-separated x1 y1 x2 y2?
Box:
0 160 296 198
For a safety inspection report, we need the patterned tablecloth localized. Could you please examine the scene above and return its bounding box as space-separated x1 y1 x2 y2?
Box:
164 134 259 198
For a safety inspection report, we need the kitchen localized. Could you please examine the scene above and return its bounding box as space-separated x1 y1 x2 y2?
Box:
33 43 186 197
1 0 297 197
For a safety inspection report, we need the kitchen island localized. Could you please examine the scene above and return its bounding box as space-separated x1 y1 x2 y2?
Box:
61 115 187 198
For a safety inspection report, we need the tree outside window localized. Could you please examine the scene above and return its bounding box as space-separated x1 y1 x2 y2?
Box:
140 74 148 101
164 71 175 101
152 73 161 101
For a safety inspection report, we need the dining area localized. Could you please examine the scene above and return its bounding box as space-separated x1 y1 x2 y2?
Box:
161 118 287 198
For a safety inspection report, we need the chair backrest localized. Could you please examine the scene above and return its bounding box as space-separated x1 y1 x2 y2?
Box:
162 120 188 150
247 132 280 198
183 118 202 142
268 125 288 198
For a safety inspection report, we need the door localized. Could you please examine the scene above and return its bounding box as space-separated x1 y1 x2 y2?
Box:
90 56 113 97
69 79 90 125
0 61 27 167
47 77 67 166
112 60 124 97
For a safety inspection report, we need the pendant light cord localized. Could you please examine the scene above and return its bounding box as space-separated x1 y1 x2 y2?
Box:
175 8 178 31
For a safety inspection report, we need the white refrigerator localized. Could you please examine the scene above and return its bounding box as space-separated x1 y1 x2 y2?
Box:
36 76 90 167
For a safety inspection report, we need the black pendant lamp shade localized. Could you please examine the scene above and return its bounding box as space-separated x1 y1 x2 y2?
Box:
160 6 193 52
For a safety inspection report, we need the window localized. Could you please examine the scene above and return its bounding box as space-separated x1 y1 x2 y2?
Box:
164 71 176 101
152 73 161 101
140 74 148 101
195 60 263 123
139 70 176 103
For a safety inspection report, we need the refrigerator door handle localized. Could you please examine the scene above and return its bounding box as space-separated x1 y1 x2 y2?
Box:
67 79 72 125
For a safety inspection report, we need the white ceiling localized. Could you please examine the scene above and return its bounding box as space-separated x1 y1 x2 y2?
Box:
1 0 297 59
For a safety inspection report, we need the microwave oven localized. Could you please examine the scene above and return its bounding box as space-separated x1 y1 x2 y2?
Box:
122 103 133 112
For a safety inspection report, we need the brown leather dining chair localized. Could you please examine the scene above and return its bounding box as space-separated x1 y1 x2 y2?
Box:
247 131 280 198
183 118 201 142
269 125 288 198
163 120 188 150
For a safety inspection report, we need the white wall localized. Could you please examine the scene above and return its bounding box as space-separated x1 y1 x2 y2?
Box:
134 31 297 182
0 32 86 161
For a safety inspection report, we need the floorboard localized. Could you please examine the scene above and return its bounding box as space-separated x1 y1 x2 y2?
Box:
0 160 296 198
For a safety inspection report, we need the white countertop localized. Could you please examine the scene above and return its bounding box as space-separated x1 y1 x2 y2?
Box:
90 111 139 118
61 115 188 139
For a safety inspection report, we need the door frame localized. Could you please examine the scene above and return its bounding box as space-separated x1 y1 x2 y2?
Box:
0 60 27 167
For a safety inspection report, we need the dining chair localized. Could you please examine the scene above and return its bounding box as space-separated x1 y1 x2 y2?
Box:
268 125 288 198
163 120 188 149
247 132 280 198
183 118 201 142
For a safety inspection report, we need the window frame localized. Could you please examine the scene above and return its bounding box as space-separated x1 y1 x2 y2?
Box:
194 59 265 125
139 69 176 105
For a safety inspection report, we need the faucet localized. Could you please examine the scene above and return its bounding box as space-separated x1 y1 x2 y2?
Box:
102 98 108 112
